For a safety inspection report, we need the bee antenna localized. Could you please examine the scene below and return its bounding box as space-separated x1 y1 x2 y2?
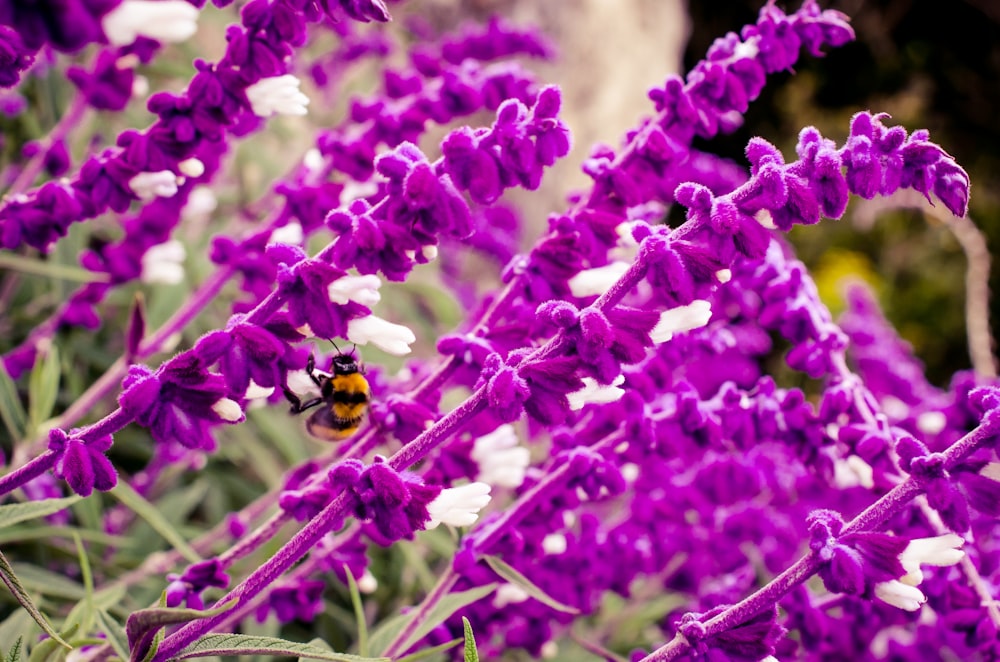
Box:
328 338 342 355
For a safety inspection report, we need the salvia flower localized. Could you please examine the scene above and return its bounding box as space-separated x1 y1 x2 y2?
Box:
49 429 118 497
0 25 35 88
330 459 442 542
102 0 199 46
164 559 230 610
426 482 492 529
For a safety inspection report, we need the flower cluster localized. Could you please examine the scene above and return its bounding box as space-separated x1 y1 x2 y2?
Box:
1 1 998 662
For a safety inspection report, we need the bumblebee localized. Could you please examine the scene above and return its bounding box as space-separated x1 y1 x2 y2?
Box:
283 352 370 441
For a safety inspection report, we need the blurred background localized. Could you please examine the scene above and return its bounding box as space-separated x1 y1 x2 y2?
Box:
411 0 1000 388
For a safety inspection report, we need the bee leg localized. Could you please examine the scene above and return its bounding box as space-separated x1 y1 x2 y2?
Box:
305 353 324 388
282 387 325 413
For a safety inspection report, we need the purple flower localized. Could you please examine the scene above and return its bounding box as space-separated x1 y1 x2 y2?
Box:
118 357 243 451
271 244 363 339
0 0 120 52
896 436 972 533
329 459 441 542
67 49 136 110
0 25 35 88
165 559 230 609
258 579 326 623
193 318 291 398
48 429 118 497
808 510 908 596
319 0 390 23
675 604 786 661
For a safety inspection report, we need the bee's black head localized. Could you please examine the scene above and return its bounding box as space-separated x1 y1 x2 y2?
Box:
331 352 360 374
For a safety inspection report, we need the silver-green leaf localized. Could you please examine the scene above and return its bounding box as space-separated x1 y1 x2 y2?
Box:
176 634 389 661
483 556 579 614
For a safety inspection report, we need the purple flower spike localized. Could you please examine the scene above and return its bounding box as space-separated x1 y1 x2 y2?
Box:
808 509 908 596
49 429 118 497
68 49 136 111
118 360 242 451
279 483 334 522
275 246 361 339
193 318 289 397
482 354 531 423
0 26 36 88
260 579 326 623
896 436 970 532
335 459 441 542
440 127 503 205
676 604 786 661
843 111 970 217
0 0 120 52
165 559 230 610
376 142 472 243
321 0 390 23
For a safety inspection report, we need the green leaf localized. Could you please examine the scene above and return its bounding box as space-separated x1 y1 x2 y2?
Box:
0 497 81 530
483 556 579 614
0 361 27 442
344 566 369 657
0 610 33 653
126 599 238 662
5 638 22 662
0 524 129 547
27 345 59 435
95 610 130 660
387 583 498 656
60 533 95 638
9 563 86 600
175 634 388 661
25 635 62 662
109 482 201 563
0 550 71 650
461 617 479 662
394 638 463 662
0 252 109 283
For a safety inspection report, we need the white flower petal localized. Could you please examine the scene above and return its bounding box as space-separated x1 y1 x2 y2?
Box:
568 261 630 297
329 275 382 306
541 533 567 555
874 580 926 611
471 425 529 489
286 369 320 398
182 187 217 223
916 411 947 435
129 170 179 201
566 375 626 411
425 482 491 529
833 454 874 489
268 222 304 246
899 533 965 579
357 570 378 594
141 240 186 285
650 299 711 343
178 158 204 178
347 315 415 356
246 75 310 117
492 583 529 608
981 463 1000 482
212 398 244 422
103 0 199 46
244 381 275 400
